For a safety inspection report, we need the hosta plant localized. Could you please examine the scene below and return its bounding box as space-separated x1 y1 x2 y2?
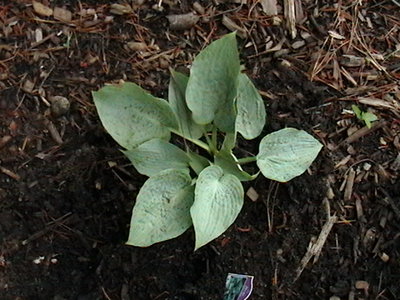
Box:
93 33 322 250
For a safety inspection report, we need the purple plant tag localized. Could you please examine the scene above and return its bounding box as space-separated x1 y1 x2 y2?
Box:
223 273 254 300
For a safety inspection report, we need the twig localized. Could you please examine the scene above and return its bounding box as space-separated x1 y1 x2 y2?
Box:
391 0 400 7
0 166 21 181
22 213 73 245
294 199 337 282
344 168 356 201
342 120 386 145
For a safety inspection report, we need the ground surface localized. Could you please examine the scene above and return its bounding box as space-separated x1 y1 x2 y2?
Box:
0 0 399 299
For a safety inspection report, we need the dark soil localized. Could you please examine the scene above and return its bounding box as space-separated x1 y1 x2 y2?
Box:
1 1 400 300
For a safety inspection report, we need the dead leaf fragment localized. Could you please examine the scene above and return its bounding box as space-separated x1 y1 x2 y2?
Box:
166 13 199 30
32 1 53 17
53 7 72 22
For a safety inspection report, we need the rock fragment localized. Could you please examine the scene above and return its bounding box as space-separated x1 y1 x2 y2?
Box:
51 96 70 117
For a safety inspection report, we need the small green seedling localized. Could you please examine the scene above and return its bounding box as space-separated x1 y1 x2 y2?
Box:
93 33 323 250
352 104 378 128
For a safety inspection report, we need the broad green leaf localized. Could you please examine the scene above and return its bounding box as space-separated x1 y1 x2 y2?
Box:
127 169 194 247
235 73 266 139
257 128 323 182
123 138 189 177
169 70 203 139
214 151 257 181
93 82 178 149
187 151 210 175
190 165 244 250
186 32 240 132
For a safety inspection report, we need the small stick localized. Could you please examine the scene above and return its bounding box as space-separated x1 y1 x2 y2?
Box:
344 168 356 201
22 212 73 245
0 166 21 181
30 33 56 48
293 199 337 282
343 120 386 145
46 121 63 144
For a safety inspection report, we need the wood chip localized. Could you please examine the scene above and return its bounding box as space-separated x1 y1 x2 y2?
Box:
110 3 133 15
344 168 355 201
358 97 396 110
380 252 389 262
355 280 369 290
222 15 247 38
260 0 278 16
32 1 53 17
53 7 72 22
127 42 147 51
46 121 63 144
0 166 21 181
35 28 43 43
0 135 12 149
355 198 364 221
334 155 351 169
328 30 346 40
166 13 199 30
22 79 35 93
246 187 259 202
291 40 305 49
284 0 297 38
193 2 205 15
340 55 364 67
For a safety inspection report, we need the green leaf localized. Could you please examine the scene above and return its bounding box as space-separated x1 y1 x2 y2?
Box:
362 112 378 128
169 70 204 139
190 165 244 250
127 169 194 247
257 128 323 182
186 33 240 132
235 73 266 139
123 138 190 177
352 105 362 119
214 151 257 181
93 82 178 149
352 105 377 128
187 151 210 175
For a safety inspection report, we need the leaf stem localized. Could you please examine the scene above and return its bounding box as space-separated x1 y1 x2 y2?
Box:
236 156 257 165
202 127 218 154
211 126 218 151
170 129 211 153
